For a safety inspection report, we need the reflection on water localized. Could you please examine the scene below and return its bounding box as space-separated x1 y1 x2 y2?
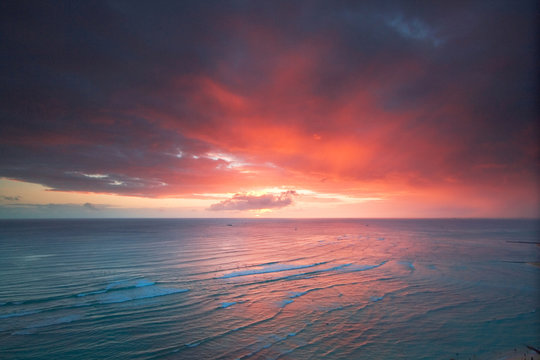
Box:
0 219 538 359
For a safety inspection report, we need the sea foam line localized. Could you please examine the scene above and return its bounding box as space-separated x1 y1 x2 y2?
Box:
0 309 42 319
77 278 156 297
234 260 387 288
221 262 328 278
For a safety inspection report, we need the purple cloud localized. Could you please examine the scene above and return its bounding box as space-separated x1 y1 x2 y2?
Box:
209 191 298 211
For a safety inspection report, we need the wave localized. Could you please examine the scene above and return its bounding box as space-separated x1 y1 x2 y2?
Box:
288 291 308 298
2 278 164 309
232 261 387 289
221 262 329 278
236 331 299 360
0 309 42 319
398 261 415 271
98 286 189 304
12 314 82 335
214 320 313 360
77 278 156 297
178 307 288 354
278 299 294 308
1 280 189 323
76 289 108 297
346 261 388 272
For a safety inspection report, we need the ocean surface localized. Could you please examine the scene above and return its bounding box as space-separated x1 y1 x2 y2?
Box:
0 219 538 360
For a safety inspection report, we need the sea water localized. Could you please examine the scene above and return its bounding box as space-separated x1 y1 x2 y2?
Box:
0 219 538 359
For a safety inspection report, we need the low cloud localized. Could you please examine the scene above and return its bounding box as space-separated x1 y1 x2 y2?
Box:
4 202 108 211
209 191 297 211
83 202 100 211
0 202 114 218
1 195 21 201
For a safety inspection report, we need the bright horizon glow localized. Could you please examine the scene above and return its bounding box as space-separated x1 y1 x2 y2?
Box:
0 178 537 219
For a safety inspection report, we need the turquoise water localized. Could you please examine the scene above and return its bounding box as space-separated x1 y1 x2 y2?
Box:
0 219 538 359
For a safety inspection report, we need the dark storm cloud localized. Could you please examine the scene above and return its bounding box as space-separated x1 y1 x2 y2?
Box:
0 0 537 196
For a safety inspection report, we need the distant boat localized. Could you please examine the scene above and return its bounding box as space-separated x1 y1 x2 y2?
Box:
227 224 233 226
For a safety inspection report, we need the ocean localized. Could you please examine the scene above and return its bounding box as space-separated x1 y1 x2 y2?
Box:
0 219 538 359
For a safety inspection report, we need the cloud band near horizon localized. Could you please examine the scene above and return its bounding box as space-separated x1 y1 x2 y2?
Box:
208 191 298 211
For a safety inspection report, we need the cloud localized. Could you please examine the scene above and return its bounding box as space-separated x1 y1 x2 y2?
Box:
209 191 298 211
385 15 442 46
0 1 537 216
1 195 21 201
3 202 108 210
83 202 101 211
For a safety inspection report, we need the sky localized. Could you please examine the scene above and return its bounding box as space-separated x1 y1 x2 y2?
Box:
0 0 538 218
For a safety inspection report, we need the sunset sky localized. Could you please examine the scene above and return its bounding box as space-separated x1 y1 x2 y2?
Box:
0 1 538 218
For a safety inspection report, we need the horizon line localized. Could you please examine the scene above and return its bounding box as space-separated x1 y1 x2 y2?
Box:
1 217 538 221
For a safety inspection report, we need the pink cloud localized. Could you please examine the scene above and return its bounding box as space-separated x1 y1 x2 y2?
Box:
209 191 297 211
